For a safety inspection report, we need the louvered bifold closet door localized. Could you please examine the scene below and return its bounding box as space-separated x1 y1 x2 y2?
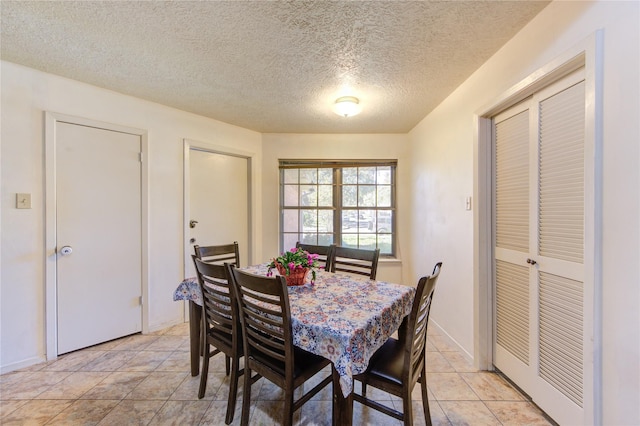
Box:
494 106 532 375
492 69 588 425
537 80 585 408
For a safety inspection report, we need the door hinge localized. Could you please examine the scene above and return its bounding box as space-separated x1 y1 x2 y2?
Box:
139 296 143 306
138 152 143 162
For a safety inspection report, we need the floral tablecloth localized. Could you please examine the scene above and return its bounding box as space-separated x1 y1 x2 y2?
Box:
173 264 415 396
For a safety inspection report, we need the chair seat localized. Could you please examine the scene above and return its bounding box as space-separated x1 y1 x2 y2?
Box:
362 337 404 387
251 346 329 380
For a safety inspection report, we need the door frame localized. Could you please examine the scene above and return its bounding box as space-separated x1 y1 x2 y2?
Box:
44 112 149 360
473 31 603 423
182 138 256 318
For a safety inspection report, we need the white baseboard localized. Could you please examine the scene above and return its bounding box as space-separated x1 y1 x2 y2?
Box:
1 355 47 375
147 318 185 334
429 319 475 365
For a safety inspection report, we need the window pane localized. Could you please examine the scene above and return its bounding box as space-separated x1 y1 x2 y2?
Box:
358 167 376 184
377 210 393 233
342 185 357 207
318 233 333 246
318 185 333 206
343 167 357 184
377 185 391 207
318 210 333 233
300 233 317 245
377 167 391 184
301 209 317 232
359 210 375 233
358 185 376 207
299 168 317 184
283 169 298 184
300 186 317 206
283 233 299 252
342 211 357 231
378 234 393 255
318 168 332 184
358 234 376 250
283 209 299 232
341 233 358 248
284 185 299 206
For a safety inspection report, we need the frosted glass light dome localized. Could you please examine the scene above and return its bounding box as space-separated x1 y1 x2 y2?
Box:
334 96 361 117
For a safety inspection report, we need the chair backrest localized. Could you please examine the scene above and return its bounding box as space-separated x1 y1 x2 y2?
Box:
295 242 336 272
403 262 442 382
194 242 240 267
331 246 380 280
228 265 295 381
192 256 240 347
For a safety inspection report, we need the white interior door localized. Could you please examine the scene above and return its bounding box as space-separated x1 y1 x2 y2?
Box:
186 147 249 278
56 122 142 354
493 69 590 424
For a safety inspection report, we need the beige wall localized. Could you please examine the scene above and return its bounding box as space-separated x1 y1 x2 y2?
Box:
261 133 410 284
407 1 639 424
0 61 263 370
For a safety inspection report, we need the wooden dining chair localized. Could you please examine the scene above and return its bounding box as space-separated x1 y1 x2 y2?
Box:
295 242 336 271
192 256 259 424
194 241 240 266
330 246 380 280
353 262 443 426
227 265 333 426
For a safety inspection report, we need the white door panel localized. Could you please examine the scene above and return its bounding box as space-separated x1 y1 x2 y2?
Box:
56 122 142 354
186 148 249 278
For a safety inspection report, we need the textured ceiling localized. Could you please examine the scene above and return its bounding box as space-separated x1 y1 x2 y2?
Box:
1 1 549 133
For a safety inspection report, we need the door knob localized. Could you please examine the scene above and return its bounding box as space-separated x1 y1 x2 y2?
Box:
189 220 198 229
526 258 537 265
60 246 73 256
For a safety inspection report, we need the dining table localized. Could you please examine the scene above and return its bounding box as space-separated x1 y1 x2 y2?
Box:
173 263 415 425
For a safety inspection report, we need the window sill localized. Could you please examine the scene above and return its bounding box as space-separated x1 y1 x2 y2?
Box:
379 257 402 264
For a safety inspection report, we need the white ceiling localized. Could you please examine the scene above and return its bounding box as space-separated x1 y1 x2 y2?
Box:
1 1 549 133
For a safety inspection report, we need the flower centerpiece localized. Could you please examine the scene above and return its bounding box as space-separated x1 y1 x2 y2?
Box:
267 247 320 286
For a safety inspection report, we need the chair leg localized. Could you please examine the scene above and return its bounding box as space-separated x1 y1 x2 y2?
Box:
403 388 414 426
198 342 210 399
225 356 240 424
420 371 432 426
240 365 252 426
283 387 294 426
225 355 231 376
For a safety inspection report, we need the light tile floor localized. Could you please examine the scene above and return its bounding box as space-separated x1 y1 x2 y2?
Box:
1 322 553 425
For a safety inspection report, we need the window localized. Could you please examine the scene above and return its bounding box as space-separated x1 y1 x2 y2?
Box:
280 160 396 256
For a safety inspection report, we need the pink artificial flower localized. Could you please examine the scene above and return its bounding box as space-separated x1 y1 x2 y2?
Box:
288 262 295 270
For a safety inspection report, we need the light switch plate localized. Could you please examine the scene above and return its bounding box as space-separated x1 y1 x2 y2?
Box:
16 193 31 209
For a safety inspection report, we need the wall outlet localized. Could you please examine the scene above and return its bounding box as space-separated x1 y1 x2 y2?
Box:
16 193 32 209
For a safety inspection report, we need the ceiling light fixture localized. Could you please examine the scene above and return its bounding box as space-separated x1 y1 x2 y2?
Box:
334 96 361 117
